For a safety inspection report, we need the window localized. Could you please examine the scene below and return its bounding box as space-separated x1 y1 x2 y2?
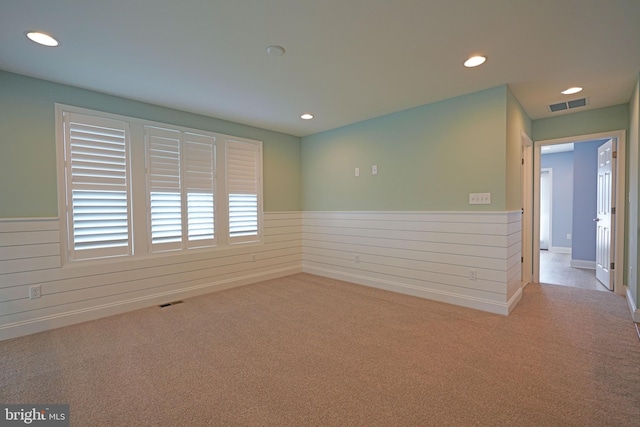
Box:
184 133 216 244
226 139 261 243
57 105 262 263
61 112 132 261
146 126 183 250
145 126 216 252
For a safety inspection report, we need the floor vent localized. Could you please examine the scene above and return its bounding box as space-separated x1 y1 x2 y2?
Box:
549 97 588 113
159 300 184 308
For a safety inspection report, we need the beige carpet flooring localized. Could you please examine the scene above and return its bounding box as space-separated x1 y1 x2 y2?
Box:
1 273 639 426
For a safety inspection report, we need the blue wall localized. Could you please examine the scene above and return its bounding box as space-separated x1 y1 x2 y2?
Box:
541 140 604 260
541 151 574 249
572 139 608 262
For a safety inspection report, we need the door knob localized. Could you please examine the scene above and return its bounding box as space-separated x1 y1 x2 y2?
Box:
593 218 600 222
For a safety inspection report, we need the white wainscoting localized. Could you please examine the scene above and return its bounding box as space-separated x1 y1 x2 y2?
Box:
0 213 301 341
1 210 526 340
302 211 523 315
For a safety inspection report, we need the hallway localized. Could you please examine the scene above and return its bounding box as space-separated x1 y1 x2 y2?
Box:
539 250 610 292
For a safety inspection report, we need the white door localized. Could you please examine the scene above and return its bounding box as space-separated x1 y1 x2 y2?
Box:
539 169 551 251
595 139 614 290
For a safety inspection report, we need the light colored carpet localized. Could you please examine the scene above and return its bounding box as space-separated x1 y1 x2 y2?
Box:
1 273 639 426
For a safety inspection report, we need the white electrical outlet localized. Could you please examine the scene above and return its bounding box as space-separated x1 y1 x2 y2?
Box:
372 165 378 175
355 167 360 177
355 255 360 263
566 234 572 240
469 269 477 280
29 285 41 299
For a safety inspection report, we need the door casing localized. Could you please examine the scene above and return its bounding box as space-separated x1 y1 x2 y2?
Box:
521 131 533 286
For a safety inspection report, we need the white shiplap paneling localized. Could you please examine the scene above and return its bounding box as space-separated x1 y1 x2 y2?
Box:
0 213 301 341
1 210 526 340
302 211 523 315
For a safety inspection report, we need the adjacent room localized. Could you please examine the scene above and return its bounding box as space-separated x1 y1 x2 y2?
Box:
1 1 639 425
538 139 612 292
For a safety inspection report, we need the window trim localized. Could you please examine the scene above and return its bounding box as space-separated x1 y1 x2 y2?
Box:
55 104 263 266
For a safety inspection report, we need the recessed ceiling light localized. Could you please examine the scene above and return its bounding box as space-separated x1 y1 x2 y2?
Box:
300 113 314 120
464 55 486 68
26 31 59 47
266 45 285 56
561 87 583 95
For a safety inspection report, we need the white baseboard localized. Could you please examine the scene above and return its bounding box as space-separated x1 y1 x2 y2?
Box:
570 259 596 269
0 266 301 342
549 246 571 254
627 287 640 323
303 265 515 316
507 285 524 314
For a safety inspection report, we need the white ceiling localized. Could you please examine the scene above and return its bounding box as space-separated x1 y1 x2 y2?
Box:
541 143 574 154
1 1 639 137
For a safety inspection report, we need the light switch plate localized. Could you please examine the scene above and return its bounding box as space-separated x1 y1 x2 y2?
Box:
469 193 491 205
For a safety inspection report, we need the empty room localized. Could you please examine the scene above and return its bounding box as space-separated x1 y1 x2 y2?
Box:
1 1 640 426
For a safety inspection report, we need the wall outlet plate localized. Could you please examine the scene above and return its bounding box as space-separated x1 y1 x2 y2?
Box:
29 285 41 299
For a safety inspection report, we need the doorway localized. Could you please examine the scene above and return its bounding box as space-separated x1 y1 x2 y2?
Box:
527 130 626 296
538 144 608 291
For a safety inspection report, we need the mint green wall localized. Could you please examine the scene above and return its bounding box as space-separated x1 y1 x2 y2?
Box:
0 71 301 217
301 86 508 211
532 104 629 141
628 74 639 304
506 88 532 211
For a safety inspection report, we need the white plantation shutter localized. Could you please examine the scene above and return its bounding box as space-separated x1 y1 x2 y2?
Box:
184 132 215 246
58 106 262 263
145 126 182 251
226 140 261 242
63 112 131 260
145 127 216 251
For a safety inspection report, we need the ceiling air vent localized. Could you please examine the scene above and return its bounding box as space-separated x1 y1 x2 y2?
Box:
567 98 587 109
549 98 588 113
